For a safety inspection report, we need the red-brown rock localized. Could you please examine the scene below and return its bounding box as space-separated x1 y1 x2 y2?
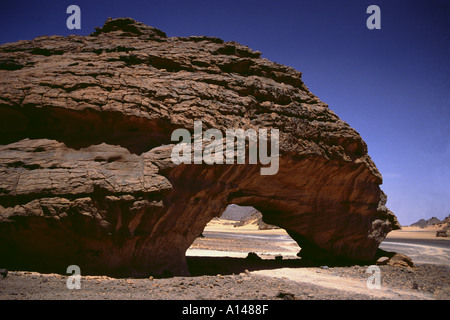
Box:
0 18 400 277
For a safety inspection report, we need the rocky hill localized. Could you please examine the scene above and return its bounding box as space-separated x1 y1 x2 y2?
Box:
0 18 399 277
410 216 450 229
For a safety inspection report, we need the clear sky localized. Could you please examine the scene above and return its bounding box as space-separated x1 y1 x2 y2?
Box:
1 0 449 226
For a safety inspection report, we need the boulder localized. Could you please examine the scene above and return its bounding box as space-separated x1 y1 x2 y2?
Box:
0 18 400 277
387 253 415 269
376 250 415 268
436 230 448 237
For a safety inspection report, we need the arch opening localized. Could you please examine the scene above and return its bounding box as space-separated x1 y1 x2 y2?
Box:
185 204 303 276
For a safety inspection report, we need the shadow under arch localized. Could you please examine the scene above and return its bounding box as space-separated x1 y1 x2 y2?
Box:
187 256 306 276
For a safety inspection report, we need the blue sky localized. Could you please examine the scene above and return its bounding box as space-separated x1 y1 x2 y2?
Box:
1 0 449 225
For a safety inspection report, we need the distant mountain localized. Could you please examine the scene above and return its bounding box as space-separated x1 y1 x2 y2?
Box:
410 216 449 229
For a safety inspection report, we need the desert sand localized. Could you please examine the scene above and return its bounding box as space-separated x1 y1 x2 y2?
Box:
0 220 449 300
387 226 449 240
381 226 450 266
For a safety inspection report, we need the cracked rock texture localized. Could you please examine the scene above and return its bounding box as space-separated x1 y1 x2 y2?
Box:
0 18 399 277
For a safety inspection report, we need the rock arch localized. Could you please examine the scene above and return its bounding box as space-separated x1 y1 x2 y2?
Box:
0 18 399 277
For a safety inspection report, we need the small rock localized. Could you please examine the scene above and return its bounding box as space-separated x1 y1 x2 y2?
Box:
246 252 262 261
412 282 419 290
321 266 329 270
277 291 295 300
376 256 390 265
0 269 8 279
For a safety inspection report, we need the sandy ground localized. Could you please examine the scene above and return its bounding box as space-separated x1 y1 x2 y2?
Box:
386 225 450 241
1 220 449 300
188 219 300 258
381 226 450 266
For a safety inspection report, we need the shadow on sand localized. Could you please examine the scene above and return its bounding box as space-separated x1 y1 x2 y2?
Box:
187 256 311 276
186 249 386 277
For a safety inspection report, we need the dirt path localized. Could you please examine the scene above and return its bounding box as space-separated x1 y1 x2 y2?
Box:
1 223 449 300
251 267 434 300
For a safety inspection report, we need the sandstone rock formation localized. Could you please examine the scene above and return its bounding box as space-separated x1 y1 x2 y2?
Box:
0 18 400 277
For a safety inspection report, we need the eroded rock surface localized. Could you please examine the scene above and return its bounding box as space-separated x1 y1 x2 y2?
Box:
0 18 399 276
